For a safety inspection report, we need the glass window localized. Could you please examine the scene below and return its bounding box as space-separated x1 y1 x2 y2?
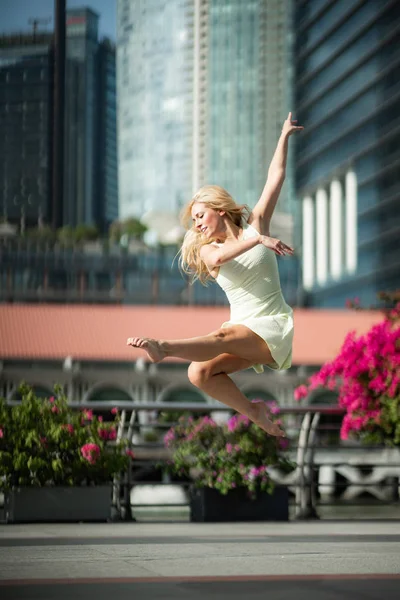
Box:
301 0 355 53
301 2 379 75
296 0 332 28
300 55 380 123
300 90 379 156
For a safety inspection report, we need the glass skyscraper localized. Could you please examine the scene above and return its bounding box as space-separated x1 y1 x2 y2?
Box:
64 8 100 227
65 8 118 231
117 0 293 217
295 0 400 308
207 0 293 213
96 38 119 230
0 33 54 228
117 0 194 218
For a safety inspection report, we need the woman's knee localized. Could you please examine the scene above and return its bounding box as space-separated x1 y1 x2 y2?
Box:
188 362 212 388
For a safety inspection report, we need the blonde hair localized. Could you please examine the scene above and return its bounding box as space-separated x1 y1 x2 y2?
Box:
178 185 249 285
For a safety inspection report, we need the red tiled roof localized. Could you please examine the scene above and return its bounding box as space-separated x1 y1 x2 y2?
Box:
0 304 384 366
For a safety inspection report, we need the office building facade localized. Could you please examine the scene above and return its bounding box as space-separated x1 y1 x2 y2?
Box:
205 0 294 214
0 33 54 229
96 38 119 229
0 10 119 233
117 0 194 218
295 0 400 307
117 0 294 218
65 8 117 229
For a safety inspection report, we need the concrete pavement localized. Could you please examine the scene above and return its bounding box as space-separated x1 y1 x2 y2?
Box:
0 521 400 599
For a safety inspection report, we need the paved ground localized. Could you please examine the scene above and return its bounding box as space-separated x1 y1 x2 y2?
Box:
0 521 400 599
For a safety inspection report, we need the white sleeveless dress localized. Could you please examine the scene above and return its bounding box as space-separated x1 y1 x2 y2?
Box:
215 219 294 373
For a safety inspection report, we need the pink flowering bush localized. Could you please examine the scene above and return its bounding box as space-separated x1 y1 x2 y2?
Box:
163 401 293 498
0 384 134 490
294 301 400 447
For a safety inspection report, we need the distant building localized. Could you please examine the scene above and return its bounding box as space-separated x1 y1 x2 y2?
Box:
65 8 118 230
0 237 227 306
0 8 118 234
0 32 54 229
204 0 294 215
295 0 400 307
117 0 193 218
96 38 119 230
117 0 295 228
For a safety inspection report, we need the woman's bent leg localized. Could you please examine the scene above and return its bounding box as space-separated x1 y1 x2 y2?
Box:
187 353 284 437
127 324 274 365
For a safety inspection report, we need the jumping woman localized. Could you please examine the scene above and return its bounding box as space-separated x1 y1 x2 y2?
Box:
127 113 303 437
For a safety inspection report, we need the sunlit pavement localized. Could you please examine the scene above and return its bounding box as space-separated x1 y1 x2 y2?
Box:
1 521 400 600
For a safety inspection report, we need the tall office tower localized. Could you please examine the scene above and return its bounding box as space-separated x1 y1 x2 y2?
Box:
0 10 118 234
117 0 194 218
295 0 400 308
0 33 54 228
117 0 294 224
205 0 293 216
96 38 119 230
64 8 119 231
64 8 100 227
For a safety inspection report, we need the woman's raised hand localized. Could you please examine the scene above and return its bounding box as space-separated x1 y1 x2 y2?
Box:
259 235 294 256
282 112 304 137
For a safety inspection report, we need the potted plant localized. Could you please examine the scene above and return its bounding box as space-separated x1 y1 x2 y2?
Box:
0 385 134 523
294 301 400 448
163 401 293 522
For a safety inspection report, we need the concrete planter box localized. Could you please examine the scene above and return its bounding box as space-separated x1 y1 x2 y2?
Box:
190 485 289 522
4 485 112 523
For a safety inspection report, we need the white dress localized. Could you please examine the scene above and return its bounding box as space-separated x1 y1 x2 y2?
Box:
215 219 294 372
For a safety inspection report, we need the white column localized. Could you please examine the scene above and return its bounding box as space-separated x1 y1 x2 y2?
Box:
329 180 342 280
302 196 314 290
345 170 358 274
316 188 328 285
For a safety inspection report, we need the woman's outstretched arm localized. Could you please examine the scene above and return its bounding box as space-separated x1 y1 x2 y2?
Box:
200 234 293 270
250 113 303 232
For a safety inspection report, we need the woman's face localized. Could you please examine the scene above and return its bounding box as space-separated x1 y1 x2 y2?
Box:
191 202 224 239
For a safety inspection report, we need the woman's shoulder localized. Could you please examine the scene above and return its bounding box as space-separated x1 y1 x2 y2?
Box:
242 216 261 238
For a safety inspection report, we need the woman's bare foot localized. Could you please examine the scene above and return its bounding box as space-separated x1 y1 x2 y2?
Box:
126 337 166 363
250 402 285 437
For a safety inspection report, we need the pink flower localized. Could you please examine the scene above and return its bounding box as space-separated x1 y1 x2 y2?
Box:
164 428 175 447
49 396 55 404
294 385 308 401
226 414 249 432
81 409 93 421
51 405 59 414
98 416 103 422
111 407 118 415
266 400 280 415
98 427 109 441
0 428 3 438
108 427 117 441
61 424 74 434
278 437 289 450
126 449 135 459
80 443 101 464
225 443 233 453
98 426 117 441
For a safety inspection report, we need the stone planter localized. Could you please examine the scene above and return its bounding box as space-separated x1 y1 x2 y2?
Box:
190 485 289 522
4 485 112 523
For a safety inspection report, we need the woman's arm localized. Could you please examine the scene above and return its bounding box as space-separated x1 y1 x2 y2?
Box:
249 113 303 232
200 235 293 270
